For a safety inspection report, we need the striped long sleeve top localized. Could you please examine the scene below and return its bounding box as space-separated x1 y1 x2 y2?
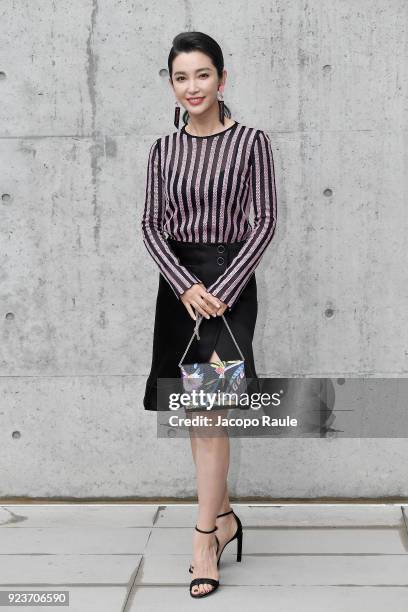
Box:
141 120 277 310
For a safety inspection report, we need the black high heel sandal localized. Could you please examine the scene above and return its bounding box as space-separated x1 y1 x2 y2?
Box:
188 509 243 574
189 524 220 598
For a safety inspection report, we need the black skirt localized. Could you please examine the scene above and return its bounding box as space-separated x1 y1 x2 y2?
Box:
143 238 261 411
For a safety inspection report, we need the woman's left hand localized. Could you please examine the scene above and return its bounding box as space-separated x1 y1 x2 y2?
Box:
203 294 227 316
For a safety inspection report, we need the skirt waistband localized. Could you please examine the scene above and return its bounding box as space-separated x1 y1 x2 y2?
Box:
167 237 246 266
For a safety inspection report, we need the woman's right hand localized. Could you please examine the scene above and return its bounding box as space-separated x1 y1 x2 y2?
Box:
181 283 222 321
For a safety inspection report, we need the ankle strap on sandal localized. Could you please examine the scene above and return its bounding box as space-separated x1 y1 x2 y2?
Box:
217 509 234 518
195 525 218 533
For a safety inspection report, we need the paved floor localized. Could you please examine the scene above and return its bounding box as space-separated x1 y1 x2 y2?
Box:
0 503 407 611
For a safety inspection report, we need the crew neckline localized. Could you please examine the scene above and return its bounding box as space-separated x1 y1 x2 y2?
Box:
181 121 238 139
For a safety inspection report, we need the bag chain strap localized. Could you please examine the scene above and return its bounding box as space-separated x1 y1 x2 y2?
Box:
178 314 245 367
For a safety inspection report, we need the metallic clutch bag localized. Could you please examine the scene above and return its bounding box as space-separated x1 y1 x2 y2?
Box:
178 314 247 410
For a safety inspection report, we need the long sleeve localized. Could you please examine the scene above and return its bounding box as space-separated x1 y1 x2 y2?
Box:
141 139 201 299
206 130 277 310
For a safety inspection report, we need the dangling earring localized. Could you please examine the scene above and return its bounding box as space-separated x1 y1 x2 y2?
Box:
218 85 225 125
174 100 180 130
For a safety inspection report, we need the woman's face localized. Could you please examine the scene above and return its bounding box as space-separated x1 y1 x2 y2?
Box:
170 51 225 117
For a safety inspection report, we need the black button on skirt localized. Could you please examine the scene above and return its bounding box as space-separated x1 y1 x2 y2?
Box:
143 238 261 411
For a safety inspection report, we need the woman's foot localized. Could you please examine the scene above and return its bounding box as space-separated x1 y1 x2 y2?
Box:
190 528 219 596
189 508 238 571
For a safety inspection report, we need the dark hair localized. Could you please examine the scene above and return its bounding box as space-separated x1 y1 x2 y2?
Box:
168 31 232 125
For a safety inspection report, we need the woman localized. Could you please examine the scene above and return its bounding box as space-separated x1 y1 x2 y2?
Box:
141 31 277 598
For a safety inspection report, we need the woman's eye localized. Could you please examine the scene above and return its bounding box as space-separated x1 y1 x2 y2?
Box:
176 73 209 82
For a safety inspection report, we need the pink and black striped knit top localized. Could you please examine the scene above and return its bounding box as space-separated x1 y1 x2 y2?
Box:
141 120 277 310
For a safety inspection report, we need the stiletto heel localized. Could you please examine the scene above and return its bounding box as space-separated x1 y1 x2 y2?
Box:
189 524 220 599
236 528 242 561
188 508 243 573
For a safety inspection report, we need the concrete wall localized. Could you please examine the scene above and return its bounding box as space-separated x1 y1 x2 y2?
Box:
1 0 407 499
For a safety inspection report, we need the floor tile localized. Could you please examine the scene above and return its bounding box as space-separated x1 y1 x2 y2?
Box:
145 525 406 554
0 585 127 612
128 585 408 611
0 554 141 584
138 553 408 585
0 504 158 528
0 527 150 554
156 503 403 527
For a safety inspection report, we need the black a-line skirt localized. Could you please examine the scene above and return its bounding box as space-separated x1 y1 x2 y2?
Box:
143 238 261 411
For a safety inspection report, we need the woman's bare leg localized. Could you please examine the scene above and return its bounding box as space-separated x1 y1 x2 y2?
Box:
190 435 231 512
188 348 236 595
